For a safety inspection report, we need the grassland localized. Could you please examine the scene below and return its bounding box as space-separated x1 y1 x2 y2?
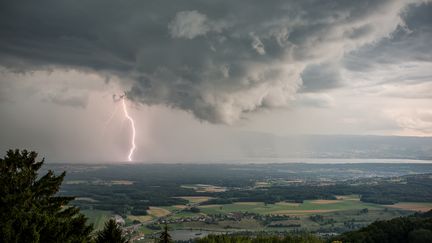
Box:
148 207 171 217
156 195 427 233
83 195 432 236
181 184 227 193
82 210 113 231
127 215 153 223
386 202 432 212
178 196 214 204
197 195 387 215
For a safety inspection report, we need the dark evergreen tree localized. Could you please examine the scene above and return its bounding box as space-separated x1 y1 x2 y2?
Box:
95 219 129 243
334 210 432 243
0 149 93 243
159 223 172 243
408 229 432 243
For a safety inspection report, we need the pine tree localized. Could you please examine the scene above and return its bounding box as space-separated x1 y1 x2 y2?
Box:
0 149 93 243
159 223 172 243
95 219 129 243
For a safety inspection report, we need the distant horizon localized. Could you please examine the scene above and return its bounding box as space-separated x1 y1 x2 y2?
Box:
44 158 432 165
26 133 431 163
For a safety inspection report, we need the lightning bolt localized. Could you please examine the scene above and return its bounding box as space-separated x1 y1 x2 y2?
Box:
122 97 136 162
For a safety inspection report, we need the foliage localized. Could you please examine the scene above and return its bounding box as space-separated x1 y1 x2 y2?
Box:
189 207 201 213
95 219 129 243
201 198 233 205
130 205 149 216
333 210 432 243
215 177 432 205
60 164 432 211
0 149 93 243
159 223 172 243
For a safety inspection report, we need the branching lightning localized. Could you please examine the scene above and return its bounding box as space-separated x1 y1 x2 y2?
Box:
122 97 136 162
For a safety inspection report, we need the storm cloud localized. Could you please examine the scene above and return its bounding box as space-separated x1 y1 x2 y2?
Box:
0 0 430 124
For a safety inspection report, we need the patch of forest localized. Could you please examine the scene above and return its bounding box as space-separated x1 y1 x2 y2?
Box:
62 173 432 215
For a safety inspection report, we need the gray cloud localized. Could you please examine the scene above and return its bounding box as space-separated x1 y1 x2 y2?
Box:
169 10 227 39
0 0 429 124
300 62 342 92
343 2 432 74
294 93 334 108
43 93 89 108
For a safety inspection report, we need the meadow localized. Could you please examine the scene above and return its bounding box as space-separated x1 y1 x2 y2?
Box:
157 195 432 233
81 193 432 238
198 195 385 215
82 210 113 231
62 163 432 240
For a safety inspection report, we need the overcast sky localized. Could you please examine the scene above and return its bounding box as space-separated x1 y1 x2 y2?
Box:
1 0 431 162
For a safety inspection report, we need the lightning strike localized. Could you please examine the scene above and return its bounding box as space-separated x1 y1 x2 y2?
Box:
122 97 136 162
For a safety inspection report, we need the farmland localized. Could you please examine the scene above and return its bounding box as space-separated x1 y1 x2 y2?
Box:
82 210 113 231
79 192 432 242
197 195 384 215
51 163 432 240
125 194 432 242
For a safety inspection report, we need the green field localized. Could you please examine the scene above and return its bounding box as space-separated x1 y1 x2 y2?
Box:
156 195 432 233
82 210 113 231
82 195 432 235
198 195 388 215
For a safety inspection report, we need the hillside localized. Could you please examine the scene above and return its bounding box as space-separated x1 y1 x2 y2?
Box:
192 211 432 243
332 210 432 243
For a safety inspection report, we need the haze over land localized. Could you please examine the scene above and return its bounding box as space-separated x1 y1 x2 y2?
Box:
1 0 432 163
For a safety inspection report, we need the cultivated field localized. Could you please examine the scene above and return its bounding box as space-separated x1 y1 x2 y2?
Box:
147 207 171 217
127 215 153 223
82 210 113 231
386 202 432 212
178 196 214 204
181 184 227 193
152 195 427 233
197 195 386 215
83 194 432 234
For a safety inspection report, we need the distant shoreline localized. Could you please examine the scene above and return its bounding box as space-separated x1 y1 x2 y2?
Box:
45 158 432 165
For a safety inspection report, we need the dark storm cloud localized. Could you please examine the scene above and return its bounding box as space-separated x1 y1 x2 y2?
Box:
343 2 432 74
300 63 342 92
0 0 429 123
